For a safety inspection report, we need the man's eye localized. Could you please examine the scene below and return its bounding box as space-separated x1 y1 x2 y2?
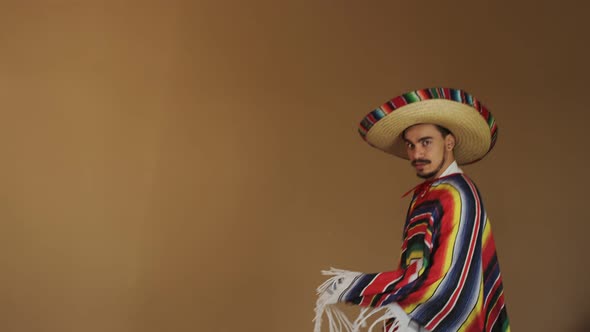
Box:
422 140 432 146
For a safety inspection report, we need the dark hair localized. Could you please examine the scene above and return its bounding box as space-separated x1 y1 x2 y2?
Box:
402 124 453 139
435 125 452 137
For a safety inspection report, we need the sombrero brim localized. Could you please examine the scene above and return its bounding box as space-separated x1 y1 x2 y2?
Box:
358 88 497 165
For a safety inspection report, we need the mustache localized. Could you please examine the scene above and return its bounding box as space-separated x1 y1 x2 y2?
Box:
411 159 431 166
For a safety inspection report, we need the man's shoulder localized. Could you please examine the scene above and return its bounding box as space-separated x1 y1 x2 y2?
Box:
434 173 481 194
436 172 469 184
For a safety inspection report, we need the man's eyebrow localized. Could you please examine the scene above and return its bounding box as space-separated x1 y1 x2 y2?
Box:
404 136 433 144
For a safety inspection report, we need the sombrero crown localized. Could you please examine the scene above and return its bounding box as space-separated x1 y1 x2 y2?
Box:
358 88 498 165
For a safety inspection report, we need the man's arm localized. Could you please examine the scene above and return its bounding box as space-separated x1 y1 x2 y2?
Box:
342 201 439 307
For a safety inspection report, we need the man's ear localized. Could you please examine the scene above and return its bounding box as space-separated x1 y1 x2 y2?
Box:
445 135 456 151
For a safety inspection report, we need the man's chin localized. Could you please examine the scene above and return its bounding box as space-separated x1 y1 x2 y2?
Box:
417 170 438 180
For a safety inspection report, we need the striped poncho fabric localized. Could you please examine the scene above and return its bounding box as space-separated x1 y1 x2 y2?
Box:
339 173 510 332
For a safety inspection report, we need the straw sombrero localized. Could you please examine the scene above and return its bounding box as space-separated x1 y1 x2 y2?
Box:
358 87 498 165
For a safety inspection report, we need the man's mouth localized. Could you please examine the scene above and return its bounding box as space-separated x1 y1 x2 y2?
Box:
412 160 431 170
412 160 431 166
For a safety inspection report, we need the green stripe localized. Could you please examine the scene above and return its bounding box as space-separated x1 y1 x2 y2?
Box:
403 91 421 103
430 88 440 98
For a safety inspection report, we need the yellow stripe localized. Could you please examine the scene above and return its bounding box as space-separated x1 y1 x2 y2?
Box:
482 218 492 248
407 251 424 261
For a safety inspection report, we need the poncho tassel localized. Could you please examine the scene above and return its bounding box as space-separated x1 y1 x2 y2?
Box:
314 268 411 332
314 268 356 332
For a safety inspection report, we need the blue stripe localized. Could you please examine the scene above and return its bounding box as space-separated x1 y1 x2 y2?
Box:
465 93 474 106
373 108 387 119
450 89 462 102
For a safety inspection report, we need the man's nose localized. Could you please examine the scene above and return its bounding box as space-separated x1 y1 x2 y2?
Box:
410 146 424 159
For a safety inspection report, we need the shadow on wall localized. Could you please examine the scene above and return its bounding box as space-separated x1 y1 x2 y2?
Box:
574 319 590 332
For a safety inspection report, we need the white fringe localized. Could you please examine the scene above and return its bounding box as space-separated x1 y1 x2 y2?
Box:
314 268 356 332
314 268 412 332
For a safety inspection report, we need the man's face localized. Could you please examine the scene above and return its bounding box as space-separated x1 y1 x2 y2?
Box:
403 123 453 180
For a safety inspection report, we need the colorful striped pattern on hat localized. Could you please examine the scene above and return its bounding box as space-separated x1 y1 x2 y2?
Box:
358 88 498 151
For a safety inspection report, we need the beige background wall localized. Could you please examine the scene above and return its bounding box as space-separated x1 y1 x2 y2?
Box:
0 1 588 331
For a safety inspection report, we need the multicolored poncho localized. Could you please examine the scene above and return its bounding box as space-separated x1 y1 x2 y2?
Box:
315 173 510 332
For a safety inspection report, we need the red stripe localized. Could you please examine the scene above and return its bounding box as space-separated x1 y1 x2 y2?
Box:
481 233 496 270
486 293 504 332
480 105 490 119
482 233 499 289
376 261 420 306
395 262 418 289
361 272 404 297
390 96 407 108
473 99 481 111
484 275 501 313
381 103 393 113
442 88 451 98
490 122 498 133
409 212 432 223
417 89 430 100
367 113 378 124
358 125 369 135
404 224 433 251
406 223 428 238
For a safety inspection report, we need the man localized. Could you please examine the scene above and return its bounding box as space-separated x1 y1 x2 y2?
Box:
314 88 510 332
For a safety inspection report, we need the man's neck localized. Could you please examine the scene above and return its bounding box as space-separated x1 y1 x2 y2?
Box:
439 160 463 178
